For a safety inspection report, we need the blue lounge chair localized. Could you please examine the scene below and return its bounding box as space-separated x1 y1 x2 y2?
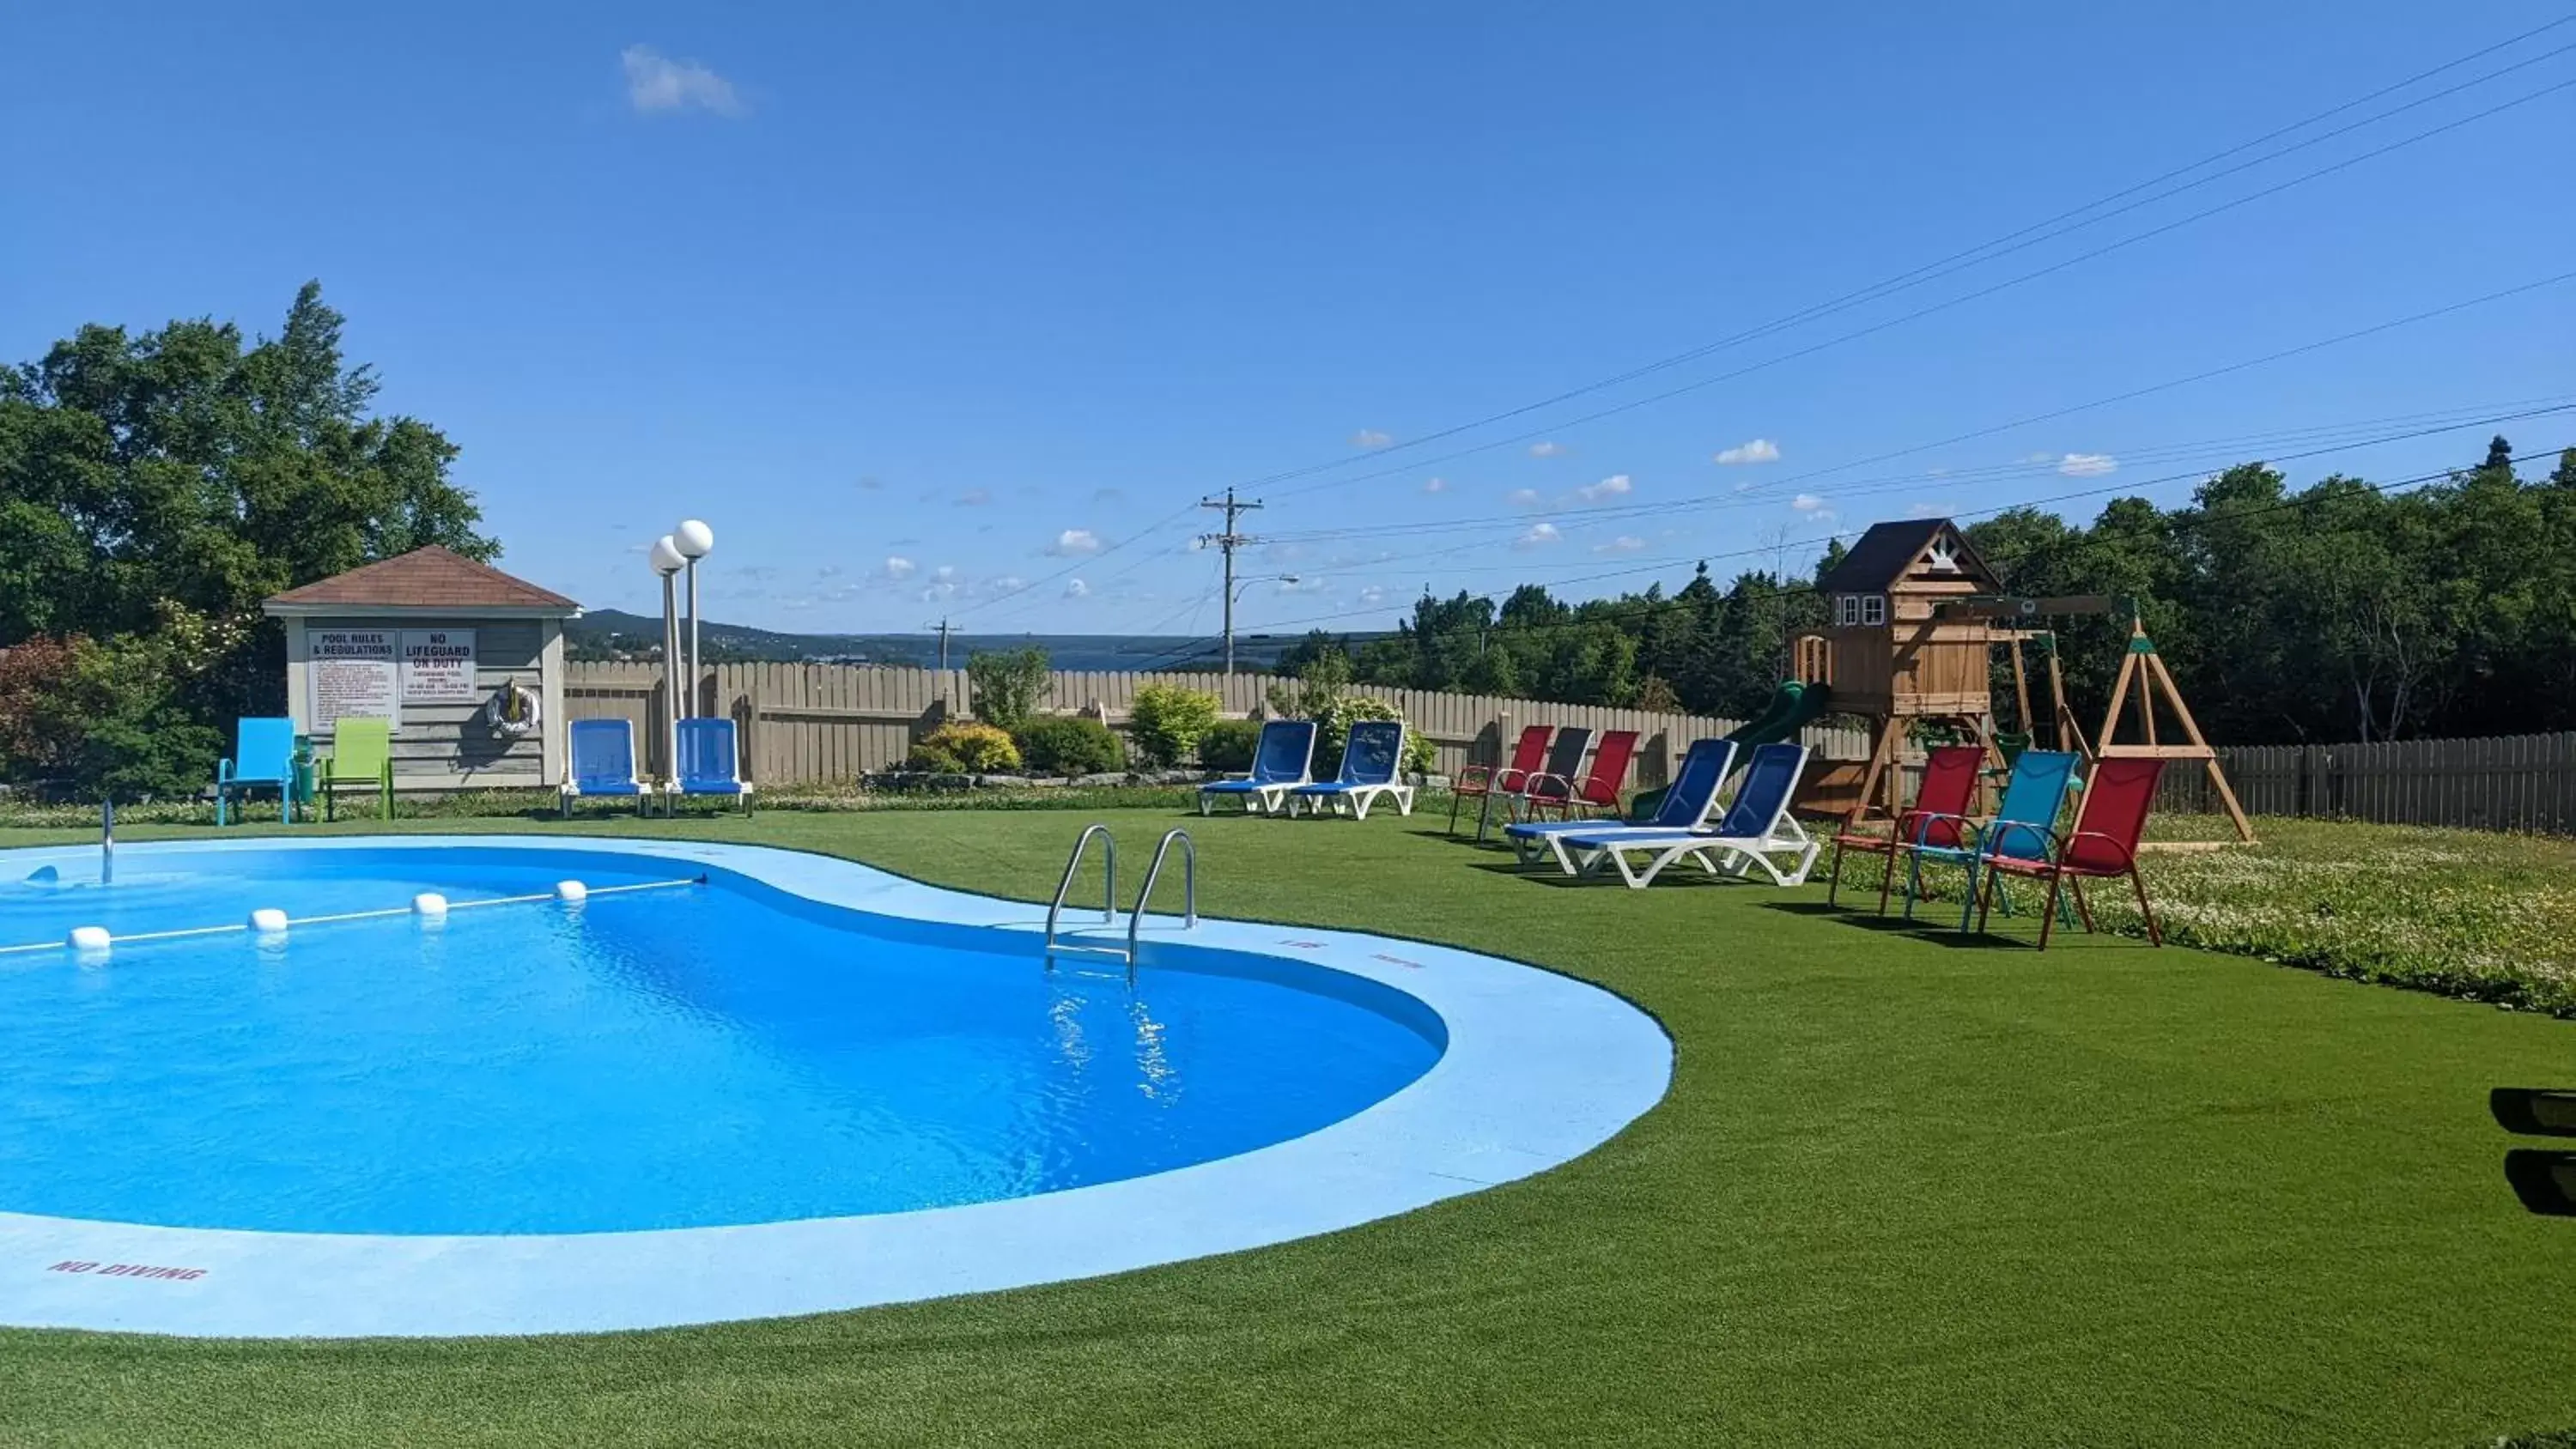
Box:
214 717 298 827
1556 742 1819 888
1199 718 1316 815
1285 719 1415 820
561 718 651 818
1505 737 1737 870
671 717 754 815
1899 749 2081 928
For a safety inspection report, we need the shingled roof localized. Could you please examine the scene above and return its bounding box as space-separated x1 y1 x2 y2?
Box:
263 546 579 615
1814 518 1993 595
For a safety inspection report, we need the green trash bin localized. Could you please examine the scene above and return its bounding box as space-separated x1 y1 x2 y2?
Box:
289 737 317 824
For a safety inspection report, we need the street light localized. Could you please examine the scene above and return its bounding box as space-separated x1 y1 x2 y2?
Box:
1223 574 1300 676
648 536 684 779
672 519 714 716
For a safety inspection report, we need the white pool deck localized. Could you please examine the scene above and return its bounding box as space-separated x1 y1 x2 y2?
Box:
0 834 1671 1338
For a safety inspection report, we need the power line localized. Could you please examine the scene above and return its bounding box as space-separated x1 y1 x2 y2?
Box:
1213 16 2576 496
1258 78 2576 505
1253 392 2576 549
1229 438 2572 644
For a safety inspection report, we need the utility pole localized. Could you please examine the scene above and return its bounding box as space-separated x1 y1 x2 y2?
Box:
926 617 952 671
1199 487 1263 676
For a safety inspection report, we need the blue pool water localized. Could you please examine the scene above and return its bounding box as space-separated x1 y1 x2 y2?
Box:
0 846 1443 1235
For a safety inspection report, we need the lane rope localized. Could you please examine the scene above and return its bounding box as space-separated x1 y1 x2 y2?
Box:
6 876 708 955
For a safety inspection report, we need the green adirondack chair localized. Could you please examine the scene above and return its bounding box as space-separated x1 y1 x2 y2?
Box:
319 718 395 822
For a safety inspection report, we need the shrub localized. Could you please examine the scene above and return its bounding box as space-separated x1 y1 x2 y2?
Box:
1316 695 1436 779
907 721 1021 774
1127 683 1221 767
0 606 231 801
1196 718 1263 773
1015 715 1126 777
966 647 1050 731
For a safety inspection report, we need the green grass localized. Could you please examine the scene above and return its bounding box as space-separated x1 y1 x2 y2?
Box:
3 808 2576 1446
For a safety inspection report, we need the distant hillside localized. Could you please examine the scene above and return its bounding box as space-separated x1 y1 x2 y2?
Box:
563 610 1365 672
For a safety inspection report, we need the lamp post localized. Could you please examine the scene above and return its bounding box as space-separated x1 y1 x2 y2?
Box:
1224 574 1299 676
650 535 684 779
673 519 714 716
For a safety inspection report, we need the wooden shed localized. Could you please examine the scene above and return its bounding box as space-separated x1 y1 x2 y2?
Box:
263 547 580 791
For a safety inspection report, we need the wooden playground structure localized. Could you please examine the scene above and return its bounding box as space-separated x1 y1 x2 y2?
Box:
1789 518 2253 846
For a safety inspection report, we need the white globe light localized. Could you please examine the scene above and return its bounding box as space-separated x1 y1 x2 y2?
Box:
673 519 714 559
649 535 685 574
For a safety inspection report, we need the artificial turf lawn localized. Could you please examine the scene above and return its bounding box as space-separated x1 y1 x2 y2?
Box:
3 809 2574 1446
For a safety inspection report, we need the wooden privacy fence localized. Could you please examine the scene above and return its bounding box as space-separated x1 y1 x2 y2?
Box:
2155 731 2576 835
562 660 1873 787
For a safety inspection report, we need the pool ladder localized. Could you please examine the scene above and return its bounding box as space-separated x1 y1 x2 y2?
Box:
1044 825 1196 984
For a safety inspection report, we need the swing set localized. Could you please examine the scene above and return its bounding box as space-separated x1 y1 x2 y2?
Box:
1789 518 2252 848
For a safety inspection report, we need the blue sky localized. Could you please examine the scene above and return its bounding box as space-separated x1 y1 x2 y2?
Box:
4 3 2572 638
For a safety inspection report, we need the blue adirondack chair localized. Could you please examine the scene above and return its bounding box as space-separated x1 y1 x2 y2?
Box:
214 717 298 827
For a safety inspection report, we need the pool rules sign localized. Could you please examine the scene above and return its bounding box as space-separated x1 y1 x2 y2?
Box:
398 629 478 705
308 628 397 727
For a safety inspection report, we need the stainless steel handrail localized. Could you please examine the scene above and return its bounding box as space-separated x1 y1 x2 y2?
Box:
1125 828 1197 979
1043 823 1118 967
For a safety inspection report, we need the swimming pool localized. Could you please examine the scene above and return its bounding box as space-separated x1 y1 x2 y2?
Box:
0 835 1669 1337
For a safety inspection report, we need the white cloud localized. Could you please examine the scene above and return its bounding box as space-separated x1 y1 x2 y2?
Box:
1713 438 1781 465
621 45 745 117
1577 473 1632 502
1528 440 1566 458
955 488 992 506
1047 529 1103 555
990 574 1024 592
1351 427 1393 448
1514 523 1562 549
1358 585 1388 606
1593 536 1646 554
1063 579 1090 598
882 555 915 580
1506 488 1544 507
1791 493 1828 512
1422 476 1449 494
934 565 957 580
2057 452 2118 477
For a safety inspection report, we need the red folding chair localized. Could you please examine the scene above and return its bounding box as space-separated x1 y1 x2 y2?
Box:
1520 730 1639 822
1826 745 1984 912
1972 757 2167 949
1449 724 1551 834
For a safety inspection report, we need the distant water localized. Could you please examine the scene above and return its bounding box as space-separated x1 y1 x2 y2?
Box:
816 634 1335 672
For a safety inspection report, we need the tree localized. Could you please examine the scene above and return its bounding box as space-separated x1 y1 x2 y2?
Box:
0 284 497 794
